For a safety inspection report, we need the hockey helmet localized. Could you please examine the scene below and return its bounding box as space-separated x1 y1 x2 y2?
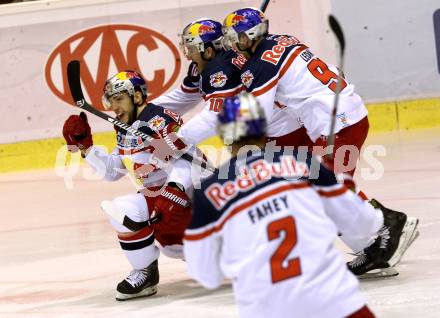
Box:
222 7 268 50
102 71 147 109
217 92 267 145
180 18 223 58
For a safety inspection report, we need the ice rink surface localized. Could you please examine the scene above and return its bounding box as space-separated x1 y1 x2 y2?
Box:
1 128 439 318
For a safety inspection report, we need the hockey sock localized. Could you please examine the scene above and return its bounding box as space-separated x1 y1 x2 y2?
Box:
118 227 160 270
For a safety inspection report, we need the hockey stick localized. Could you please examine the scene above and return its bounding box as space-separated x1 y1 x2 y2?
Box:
260 0 270 12
327 15 345 148
67 60 217 174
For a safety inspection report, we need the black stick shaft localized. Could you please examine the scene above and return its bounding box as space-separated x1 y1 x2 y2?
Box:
260 0 270 12
327 15 346 148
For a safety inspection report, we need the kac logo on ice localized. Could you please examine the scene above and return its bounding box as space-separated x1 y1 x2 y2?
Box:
434 9 440 73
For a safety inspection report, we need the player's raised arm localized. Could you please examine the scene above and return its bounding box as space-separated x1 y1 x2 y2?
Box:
62 111 127 181
174 18 245 146
151 62 203 116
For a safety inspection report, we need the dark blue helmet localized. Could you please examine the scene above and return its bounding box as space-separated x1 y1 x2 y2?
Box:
222 8 268 50
217 92 266 145
180 18 223 57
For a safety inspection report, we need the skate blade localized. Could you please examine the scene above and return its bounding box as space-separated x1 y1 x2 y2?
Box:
358 267 399 279
388 217 419 267
116 286 158 301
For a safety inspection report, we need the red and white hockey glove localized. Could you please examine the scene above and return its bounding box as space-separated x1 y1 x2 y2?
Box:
151 183 192 235
62 112 93 153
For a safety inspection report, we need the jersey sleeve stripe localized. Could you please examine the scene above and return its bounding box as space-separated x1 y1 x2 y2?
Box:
181 84 199 93
203 85 244 101
251 45 308 97
184 182 310 241
316 186 348 197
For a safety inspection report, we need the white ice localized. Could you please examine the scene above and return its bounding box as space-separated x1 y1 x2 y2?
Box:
1 129 439 318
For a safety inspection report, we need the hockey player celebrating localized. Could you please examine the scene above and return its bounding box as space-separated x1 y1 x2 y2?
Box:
222 7 367 174
221 7 419 276
152 18 301 146
183 93 392 317
62 71 193 300
183 92 424 317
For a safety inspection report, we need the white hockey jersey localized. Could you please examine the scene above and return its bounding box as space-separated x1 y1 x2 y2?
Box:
242 34 368 142
84 103 194 190
152 54 301 146
184 151 379 318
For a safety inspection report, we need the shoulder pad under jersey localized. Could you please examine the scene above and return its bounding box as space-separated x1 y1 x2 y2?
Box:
200 49 245 99
241 34 307 92
133 103 182 137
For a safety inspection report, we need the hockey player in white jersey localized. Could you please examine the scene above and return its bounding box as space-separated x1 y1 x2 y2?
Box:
222 7 366 175
183 93 390 317
152 18 301 146
62 71 193 300
221 7 419 276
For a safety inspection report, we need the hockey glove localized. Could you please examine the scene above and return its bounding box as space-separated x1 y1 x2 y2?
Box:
62 112 93 152
187 61 200 84
151 184 191 235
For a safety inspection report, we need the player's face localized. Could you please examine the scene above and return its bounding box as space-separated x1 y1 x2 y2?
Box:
223 29 252 58
106 92 135 124
183 46 209 73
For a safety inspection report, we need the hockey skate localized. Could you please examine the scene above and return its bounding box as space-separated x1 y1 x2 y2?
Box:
116 260 159 301
347 199 417 279
371 199 420 267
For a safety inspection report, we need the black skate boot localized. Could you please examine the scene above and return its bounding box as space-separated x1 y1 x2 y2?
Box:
370 198 419 267
347 199 407 278
116 260 159 301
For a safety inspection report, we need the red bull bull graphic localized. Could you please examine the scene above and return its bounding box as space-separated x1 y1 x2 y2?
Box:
224 13 247 28
241 70 254 88
147 115 166 130
188 22 215 37
210 71 228 88
198 24 215 35
231 14 246 26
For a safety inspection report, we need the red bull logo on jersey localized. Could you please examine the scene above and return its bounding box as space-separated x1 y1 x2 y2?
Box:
205 157 310 209
261 36 301 65
241 70 254 88
147 115 166 131
210 71 228 88
232 53 247 70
